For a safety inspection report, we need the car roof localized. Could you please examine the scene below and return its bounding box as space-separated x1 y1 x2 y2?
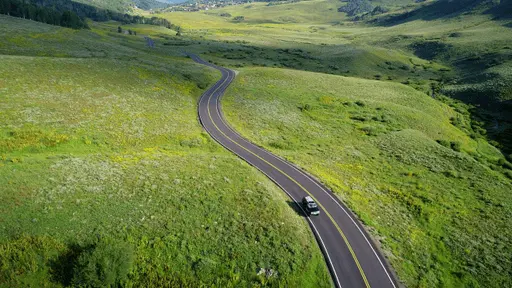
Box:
304 196 314 203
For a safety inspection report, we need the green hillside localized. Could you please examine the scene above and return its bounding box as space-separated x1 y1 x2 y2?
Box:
0 15 330 287
158 0 512 154
223 67 512 287
152 0 512 286
1 0 511 287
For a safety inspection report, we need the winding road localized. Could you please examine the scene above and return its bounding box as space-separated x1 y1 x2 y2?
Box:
190 53 399 288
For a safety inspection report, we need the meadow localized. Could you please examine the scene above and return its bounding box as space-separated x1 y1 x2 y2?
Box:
1 0 511 286
156 0 512 153
222 67 512 287
0 15 331 287
152 1 512 286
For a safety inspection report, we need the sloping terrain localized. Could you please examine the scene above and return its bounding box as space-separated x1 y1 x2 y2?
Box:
222 67 512 287
0 15 330 287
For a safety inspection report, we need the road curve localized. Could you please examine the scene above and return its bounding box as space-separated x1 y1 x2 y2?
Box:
189 53 399 288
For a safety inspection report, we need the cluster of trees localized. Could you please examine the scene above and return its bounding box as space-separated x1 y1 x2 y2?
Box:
117 26 137 35
338 0 391 20
0 0 88 29
0 0 180 31
337 0 373 16
132 0 169 10
31 0 178 29
353 5 389 21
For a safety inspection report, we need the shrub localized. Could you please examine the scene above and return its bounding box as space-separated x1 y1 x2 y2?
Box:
436 139 450 148
360 125 379 136
450 141 462 152
180 137 204 148
72 239 134 287
444 170 458 178
499 159 512 170
350 115 368 122
298 103 313 111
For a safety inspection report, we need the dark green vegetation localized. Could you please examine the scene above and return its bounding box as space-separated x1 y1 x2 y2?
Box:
0 15 330 287
0 0 88 29
338 0 374 16
3 0 179 30
72 0 169 12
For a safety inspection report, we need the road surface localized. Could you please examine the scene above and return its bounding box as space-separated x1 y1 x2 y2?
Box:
189 53 400 288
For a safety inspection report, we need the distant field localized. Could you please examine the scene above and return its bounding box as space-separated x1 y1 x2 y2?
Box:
157 0 512 154
155 0 452 94
0 15 330 287
223 67 512 287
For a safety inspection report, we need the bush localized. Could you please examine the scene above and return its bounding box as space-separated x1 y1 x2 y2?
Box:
436 139 450 148
350 115 368 122
450 141 462 152
72 239 134 287
298 103 313 111
498 158 512 170
444 170 458 178
360 125 379 136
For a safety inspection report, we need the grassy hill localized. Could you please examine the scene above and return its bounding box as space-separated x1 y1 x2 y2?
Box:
2 0 511 286
222 67 512 287
364 0 512 154
0 15 330 287
156 0 512 154
150 0 512 286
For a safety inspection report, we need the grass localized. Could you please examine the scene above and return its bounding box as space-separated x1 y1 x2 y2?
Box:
222 67 512 287
154 0 512 154
2 0 512 286
0 15 331 287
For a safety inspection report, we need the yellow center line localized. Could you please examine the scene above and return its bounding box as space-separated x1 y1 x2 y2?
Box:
202 64 371 288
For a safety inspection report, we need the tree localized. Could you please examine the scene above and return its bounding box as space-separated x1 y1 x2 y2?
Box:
117 26 122 33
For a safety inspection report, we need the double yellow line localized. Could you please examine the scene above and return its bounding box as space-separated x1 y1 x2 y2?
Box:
201 64 371 288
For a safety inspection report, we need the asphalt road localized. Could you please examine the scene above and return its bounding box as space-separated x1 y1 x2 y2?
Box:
189 53 400 288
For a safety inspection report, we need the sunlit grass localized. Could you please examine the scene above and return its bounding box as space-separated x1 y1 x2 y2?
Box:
223 67 512 287
0 15 330 287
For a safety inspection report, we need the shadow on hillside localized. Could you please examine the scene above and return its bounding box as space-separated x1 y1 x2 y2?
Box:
371 0 510 27
486 1 512 20
49 243 88 286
